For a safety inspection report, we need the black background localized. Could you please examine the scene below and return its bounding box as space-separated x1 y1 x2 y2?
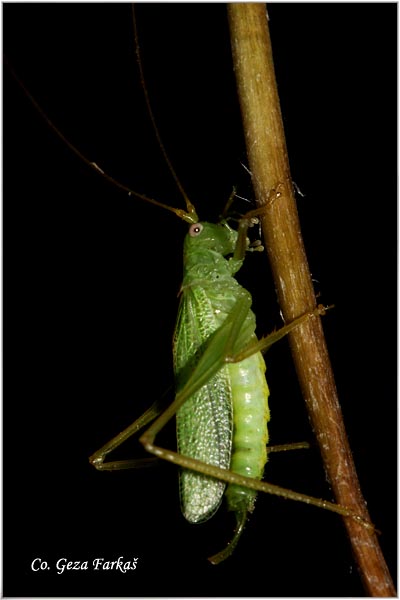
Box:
4 3 396 597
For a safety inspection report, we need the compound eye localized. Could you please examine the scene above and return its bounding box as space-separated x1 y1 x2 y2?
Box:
189 223 203 237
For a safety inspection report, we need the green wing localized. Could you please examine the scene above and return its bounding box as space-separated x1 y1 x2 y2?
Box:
173 285 233 523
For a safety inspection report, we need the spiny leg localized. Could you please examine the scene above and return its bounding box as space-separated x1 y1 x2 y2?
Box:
140 437 375 524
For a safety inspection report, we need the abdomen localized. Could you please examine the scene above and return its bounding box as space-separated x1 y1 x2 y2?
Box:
225 348 270 514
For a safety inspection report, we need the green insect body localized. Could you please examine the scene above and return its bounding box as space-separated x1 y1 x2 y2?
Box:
174 220 270 527
87 206 366 563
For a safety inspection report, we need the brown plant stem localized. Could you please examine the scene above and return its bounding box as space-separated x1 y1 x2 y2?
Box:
227 4 395 596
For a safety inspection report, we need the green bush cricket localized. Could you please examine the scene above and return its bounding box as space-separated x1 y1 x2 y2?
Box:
3 7 390 592
88 194 371 562
8 9 373 566
87 8 373 564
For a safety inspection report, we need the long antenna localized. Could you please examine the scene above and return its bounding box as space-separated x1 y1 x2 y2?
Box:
132 7 197 221
4 56 198 224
